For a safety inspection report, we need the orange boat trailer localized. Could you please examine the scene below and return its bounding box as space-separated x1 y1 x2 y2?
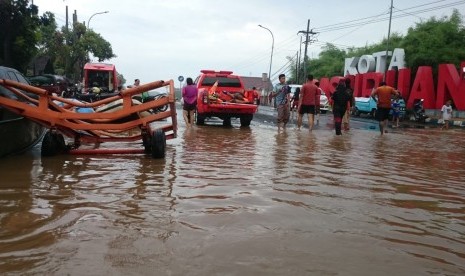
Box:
0 79 177 158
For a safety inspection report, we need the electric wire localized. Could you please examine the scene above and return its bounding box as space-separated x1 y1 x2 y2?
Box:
230 0 465 78
314 0 465 32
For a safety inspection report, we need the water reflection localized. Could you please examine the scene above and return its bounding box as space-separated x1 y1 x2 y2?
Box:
0 123 464 275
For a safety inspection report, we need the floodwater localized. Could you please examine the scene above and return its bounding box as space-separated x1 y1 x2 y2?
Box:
1 113 465 275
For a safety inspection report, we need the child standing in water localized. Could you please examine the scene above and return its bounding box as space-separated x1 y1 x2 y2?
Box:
441 100 453 130
391 96 401 128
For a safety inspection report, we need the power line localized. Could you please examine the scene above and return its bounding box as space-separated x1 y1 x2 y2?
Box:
313 0 465 33
392 6 425 20
228 32 300 70
229 0 465 76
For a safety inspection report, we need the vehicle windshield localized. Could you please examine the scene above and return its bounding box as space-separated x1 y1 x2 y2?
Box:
200 77 242 88
87 70 110 87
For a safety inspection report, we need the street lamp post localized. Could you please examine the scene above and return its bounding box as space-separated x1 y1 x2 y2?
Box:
87 11 109 29
258 24 274 82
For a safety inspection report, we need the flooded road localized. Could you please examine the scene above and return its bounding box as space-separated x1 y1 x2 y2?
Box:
1 113 465 275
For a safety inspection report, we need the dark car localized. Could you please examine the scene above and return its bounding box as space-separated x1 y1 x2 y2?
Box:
0 66 46 157
28 74 74 96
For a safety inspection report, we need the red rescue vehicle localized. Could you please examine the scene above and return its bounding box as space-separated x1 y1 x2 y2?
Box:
195 70 258 127
83 62 119 93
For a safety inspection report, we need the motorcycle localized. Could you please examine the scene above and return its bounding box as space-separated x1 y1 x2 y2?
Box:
133 91 168 114
412 99 428 122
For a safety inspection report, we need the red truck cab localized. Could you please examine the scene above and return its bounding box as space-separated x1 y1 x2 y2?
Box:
195 70 258 126
83 63 119 93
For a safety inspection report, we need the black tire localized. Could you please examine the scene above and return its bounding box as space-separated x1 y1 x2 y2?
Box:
240 114 253 127
41 131 66 156
151 129 166 158
61 90 74 98
370 109 376 118
156 104 168 113
196 113 205 125
223 117 232 127
41 132 55 157
142 134 151 153
54 133 67 153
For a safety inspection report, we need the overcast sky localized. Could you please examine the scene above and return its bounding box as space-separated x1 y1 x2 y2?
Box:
33 0 464 86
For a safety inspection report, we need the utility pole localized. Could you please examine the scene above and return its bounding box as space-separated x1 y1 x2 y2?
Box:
295 51 299 84
298 19 317 81
65 6 69 35
384 0 394 79
298 36 302 83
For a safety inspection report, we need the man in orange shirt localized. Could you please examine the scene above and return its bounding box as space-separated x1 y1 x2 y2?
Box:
371 81 399 135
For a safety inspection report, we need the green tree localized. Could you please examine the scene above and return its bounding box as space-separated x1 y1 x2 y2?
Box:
0 0 40 71
64 22 116 80
402 9 465 76
36 19 116 81
346 32 404 59
36 11 60 74
84 30 115 62
308 43 347 79
289 10 465 82
117 73 126 87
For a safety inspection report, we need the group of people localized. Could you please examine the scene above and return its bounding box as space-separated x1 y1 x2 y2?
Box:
271 73 355 135
272 73 455 135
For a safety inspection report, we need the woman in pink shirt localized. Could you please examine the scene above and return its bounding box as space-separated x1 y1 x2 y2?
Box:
182 77 198 127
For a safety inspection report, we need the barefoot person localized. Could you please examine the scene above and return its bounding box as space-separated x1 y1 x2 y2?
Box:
441 100 453 130
297 75 318 131
342 78 355 131
271 74 291 131
331 80 351 135
371 81 399 135
182 77 198 128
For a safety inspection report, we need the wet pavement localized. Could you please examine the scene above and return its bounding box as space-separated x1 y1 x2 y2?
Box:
0 106 464 275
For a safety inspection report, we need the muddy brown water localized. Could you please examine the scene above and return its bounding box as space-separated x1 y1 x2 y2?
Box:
1 114 464 275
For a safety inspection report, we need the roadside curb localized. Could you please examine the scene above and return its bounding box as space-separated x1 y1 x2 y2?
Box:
255 105 465 128
421 116 465 127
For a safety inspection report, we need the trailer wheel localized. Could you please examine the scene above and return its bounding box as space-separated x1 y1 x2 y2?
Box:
142 134 151 153
41 132 55 156
54 133 67 153
240 114 253 127
151 129 166 158
41 131 66 156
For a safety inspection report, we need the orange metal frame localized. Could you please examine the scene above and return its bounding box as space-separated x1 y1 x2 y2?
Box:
0 79 177 153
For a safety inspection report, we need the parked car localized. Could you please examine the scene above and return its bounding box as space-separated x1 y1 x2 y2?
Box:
0 66 46 157
319 92 330 114
352 96 406 119
353 97 377 117
28 74 74 96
